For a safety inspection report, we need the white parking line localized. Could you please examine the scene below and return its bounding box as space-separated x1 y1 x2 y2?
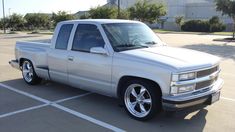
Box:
52 104 125 132
0 94 92 119
0 104 48 118
221 97 235 102
0 83 50 104
54 93 92 103
0 83 126 132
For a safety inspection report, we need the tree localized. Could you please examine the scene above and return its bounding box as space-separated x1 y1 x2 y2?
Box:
209 16 220 24
89 6 117 19
80 14 90 19
1 17 10 30
117 10 130 19
8 13 24 31
0 19 3 29
209 16 226 32
0 18 9 30
24 13 51 30
128 0 166 23
175 16 184 31
215 0 235 39
88 6 129 19
52 11 75 26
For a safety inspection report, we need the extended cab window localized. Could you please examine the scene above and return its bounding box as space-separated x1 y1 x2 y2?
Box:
55 24 73 50
72 24 105 52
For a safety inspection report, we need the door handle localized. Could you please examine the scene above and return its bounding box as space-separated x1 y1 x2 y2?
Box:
68 56 74 61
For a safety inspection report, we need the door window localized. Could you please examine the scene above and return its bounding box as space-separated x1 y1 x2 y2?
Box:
55 24 73 50
72 24 105 52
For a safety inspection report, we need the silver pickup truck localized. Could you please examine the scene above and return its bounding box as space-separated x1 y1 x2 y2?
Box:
10 19 223 120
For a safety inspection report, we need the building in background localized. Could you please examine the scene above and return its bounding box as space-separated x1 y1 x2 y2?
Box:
108 0 233 31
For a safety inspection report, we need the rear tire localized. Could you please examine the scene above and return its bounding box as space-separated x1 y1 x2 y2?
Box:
22 60 42 85
121 79 162 121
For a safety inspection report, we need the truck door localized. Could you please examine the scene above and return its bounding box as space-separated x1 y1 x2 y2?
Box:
48 24 74 84
67 24 112 95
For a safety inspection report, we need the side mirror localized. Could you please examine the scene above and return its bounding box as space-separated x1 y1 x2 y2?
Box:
90 47 108 55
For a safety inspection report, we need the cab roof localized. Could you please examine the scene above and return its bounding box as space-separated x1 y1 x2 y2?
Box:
60 19 142 25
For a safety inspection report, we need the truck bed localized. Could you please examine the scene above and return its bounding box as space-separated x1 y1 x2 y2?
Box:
16 38 51 47
15 39 51 79
24 39 51 44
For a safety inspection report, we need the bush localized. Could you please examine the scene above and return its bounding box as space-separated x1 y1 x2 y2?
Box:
181 16 226 32
210 23 226 32
181 20 210 32
209 16 226 32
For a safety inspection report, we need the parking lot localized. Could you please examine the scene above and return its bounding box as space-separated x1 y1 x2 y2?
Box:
0 33 235 132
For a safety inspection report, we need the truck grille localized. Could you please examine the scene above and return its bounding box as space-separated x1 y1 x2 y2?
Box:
197 66 218 78
195 77 218 90
195 65 219 90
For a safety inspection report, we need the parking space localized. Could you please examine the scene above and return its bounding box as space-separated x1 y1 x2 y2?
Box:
0 86 42 115
0 82 123 132
0 106 110 132
0 33 235 132
1 79 89 101
59 91 235 132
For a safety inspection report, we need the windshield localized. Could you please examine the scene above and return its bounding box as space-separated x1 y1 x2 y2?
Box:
102 23 162 52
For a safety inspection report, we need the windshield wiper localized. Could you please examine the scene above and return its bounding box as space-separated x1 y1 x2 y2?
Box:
115 43 149 51
116 43 149 48
115 44 136 47
145 41 158 45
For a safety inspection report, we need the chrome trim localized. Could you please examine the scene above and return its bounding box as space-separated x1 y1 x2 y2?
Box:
124 84 152 118
171 69 220 86
173 64 219 74
164 78 223 102
197 66 218 78
9 60 20 70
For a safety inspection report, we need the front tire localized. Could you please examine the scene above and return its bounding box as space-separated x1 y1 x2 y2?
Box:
122 79 162 121
22 60 42 85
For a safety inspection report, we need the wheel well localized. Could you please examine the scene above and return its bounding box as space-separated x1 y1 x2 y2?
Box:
117 76 162 98
19 58 26 67
19 58 31 67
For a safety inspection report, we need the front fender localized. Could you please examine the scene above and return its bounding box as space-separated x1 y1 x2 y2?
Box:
112 59 172 97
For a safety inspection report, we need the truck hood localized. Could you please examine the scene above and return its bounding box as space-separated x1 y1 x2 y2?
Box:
120 46 221 72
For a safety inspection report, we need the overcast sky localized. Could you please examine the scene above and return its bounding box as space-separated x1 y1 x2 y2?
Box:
0 0 107 18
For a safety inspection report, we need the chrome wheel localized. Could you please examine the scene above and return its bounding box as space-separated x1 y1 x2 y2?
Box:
22 61 34 82
124 84 152 118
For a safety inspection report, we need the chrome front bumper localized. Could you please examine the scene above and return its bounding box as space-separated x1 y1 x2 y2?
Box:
162 78 223 111
9 60 20 70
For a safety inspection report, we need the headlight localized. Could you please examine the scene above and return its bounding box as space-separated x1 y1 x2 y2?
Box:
179 72 195 81
172 72 196 81
171 72 196 95
170 84 195 94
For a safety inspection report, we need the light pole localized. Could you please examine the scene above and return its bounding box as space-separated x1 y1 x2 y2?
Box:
117 0 120 18
2 0 6 34
8 8 11 17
